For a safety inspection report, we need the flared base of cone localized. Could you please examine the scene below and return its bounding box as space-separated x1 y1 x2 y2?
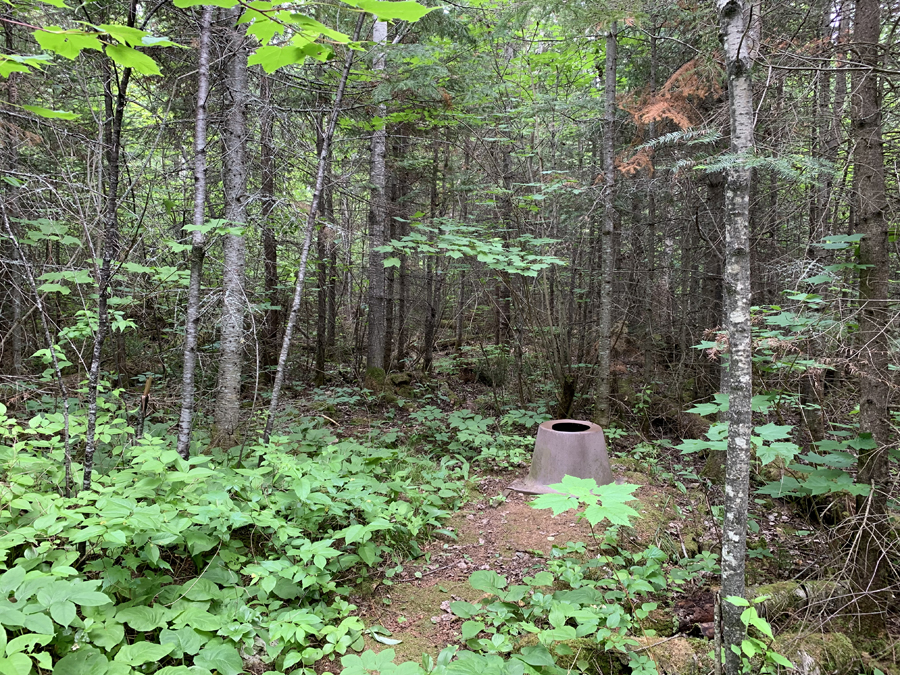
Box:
507 478 563 495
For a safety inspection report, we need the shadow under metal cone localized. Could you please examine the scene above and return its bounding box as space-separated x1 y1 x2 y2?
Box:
509 419 613 495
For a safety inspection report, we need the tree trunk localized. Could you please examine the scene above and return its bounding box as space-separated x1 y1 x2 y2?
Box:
850 0 890 632
717 1 759 673
260 72 279 373
593 23 616 427
365 18 388 381
213 12 249 443
83 0 134 490
176 6 213 459
261 15 363 444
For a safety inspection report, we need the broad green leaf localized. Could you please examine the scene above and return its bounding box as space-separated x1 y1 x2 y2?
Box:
725 595 750 607
193 644 243 675
371 633 402 645
0 653 32 675
34 28 102 59
5 632 52 655
116 606 170 631
49 600 76 626
515 646 555 667
53 648 109 675
0 568 25 595
20 105 77 120
87 621 125 650
383 257 401 268
160 628 206 657
351 0 434 21
460 621 483 641
468 570 507 595
114 642 175 666
448 601 480 619
105 45 161 76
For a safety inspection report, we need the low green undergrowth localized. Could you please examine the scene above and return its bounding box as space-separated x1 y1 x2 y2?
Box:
0 401 469 675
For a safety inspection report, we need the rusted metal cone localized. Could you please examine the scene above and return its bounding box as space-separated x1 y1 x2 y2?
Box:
509 419 613 495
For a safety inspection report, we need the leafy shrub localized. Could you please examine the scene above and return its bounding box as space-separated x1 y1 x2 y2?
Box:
0 402 467 674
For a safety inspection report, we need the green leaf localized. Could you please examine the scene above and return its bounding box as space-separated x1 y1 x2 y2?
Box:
753 423 792 442
160 628 206 657
351 0 434 21
468 570 507 595
0 653 33 675
515 646 555 667
49 600 76 626
116 606 170 631
0 568 25 595
34 27 103 59
193 644 243 675
114 642 175 666
449 601 480 619
725 595 750 607
105 45 160 76
53 648 110 675
530 492 578 516
20 105 78 120
461 621 484 641
383 257 401 268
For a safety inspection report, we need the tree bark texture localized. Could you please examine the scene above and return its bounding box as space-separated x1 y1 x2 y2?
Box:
850 0 890 631
593 23 616 427
214 12 249 442
260 72 279 372
365 19 388 378
176 6 212 459
717 0 759 672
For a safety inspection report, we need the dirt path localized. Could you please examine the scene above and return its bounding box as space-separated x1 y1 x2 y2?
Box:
352 472 607 662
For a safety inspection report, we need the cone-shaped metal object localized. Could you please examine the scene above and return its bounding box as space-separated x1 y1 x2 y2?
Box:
509 419 613 495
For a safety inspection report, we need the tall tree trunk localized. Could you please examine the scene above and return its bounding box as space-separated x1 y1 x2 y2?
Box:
213 12 249 443
176 6 213 459
3 22 23 377
83 0 135 490
260 72 279 373
365 18 388 381
851 0 889 632
717 1 759 672
593 23 616 427
261 15 363 444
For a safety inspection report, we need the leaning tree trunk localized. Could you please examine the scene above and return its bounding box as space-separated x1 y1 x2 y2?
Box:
593 23 616 427
213 12 249 444
365 18 388 381
717 0 759 673
261 15 364 444
175 6 213 459
850 0 890 633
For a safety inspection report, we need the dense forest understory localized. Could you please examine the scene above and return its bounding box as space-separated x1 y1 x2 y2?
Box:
1 0 899 673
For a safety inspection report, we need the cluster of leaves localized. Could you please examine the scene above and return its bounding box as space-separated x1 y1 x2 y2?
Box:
676 391 877 499
0 401 468 674
409 406 549 469
379 220 566 278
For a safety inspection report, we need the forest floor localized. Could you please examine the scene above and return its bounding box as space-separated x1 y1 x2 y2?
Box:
345 457 828 670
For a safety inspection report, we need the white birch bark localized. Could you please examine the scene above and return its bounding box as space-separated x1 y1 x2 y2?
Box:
717 0 759 672
176 6 213 458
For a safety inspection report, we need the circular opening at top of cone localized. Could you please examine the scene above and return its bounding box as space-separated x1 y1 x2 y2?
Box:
551 421 591 432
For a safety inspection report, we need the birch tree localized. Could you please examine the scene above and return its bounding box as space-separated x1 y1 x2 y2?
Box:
176 6 213 459
717 0 759 671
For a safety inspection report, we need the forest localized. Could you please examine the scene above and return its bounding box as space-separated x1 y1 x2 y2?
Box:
0 0 898 673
